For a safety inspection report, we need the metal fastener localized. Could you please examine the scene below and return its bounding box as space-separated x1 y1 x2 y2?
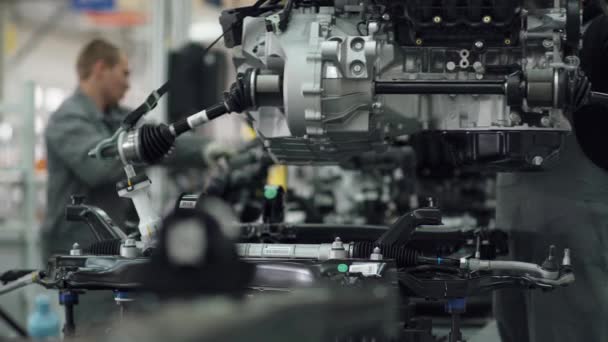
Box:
509 112 522 125
70 243 82 256
562 248 571 266
370 247 383 260
540 116 551 127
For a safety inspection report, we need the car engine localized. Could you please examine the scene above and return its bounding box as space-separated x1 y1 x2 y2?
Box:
223 0 583 168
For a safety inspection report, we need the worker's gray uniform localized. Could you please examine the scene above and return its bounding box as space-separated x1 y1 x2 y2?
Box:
42 89 208 335
493 135 608 342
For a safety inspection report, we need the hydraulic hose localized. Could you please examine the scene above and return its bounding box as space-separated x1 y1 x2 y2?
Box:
0 271 42 296
461 259 561 280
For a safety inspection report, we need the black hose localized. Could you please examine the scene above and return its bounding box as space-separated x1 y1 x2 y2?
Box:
0 305 27 338
278 0 296 31
1 269 36 284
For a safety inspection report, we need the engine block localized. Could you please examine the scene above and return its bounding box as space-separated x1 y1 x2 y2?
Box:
223 0 581 168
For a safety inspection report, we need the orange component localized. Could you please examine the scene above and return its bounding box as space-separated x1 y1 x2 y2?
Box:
85 11 147 27
35 159 47 172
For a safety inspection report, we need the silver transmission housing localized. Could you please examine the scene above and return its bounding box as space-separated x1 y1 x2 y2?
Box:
228 1 581 166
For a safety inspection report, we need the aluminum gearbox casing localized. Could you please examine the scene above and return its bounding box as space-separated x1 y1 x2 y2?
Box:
229 2 580 168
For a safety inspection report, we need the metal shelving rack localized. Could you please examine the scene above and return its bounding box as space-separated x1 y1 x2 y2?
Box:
0 81 37 332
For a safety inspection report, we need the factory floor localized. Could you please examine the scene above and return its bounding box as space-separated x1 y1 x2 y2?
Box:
467 321 500 342
434 320 500 342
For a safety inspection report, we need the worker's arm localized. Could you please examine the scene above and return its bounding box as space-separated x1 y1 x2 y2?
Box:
46 111 126 187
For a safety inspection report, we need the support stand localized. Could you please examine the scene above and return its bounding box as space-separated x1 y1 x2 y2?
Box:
59 291 80 337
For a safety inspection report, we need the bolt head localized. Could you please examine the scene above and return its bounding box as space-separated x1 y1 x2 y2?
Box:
70 243 82 256
483 15 492 24
541 116 551 127
382 13 390 21
565 55 581 67
433 16 442 24
332 237 344 249
446 61 456 71
532 156 544 166
474 41 484 49
504 38 512 45
509 112 522 125
352 63 363 74
415 38 423 45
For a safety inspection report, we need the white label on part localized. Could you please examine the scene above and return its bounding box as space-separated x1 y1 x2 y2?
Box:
179 200 196 209
263 246 293 256
349 263 380 276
